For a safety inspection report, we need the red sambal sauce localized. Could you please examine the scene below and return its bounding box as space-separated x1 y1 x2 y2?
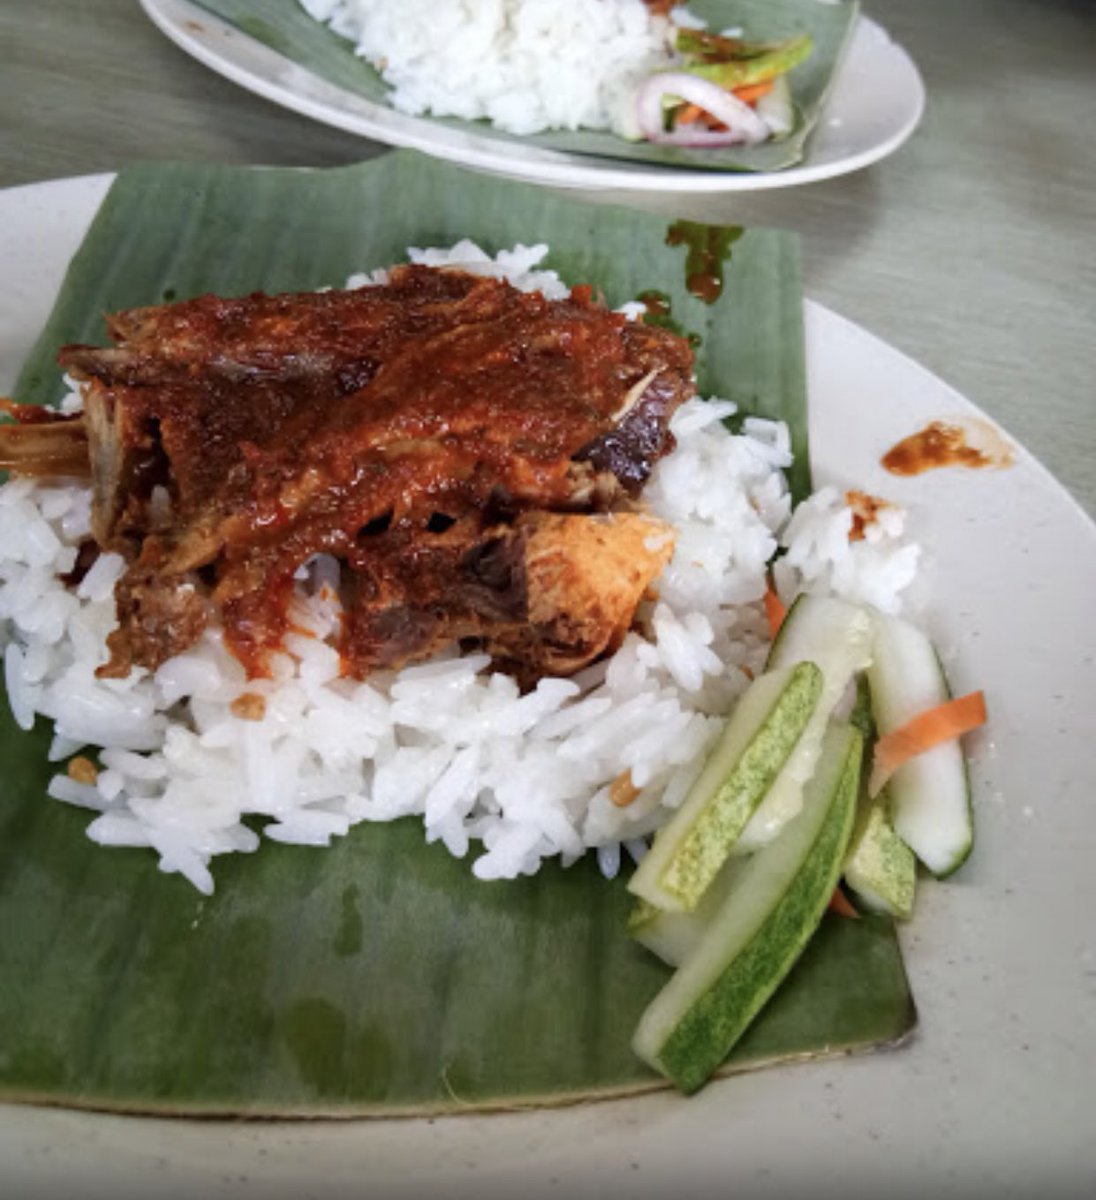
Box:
881 421 995 477
845 489 892 541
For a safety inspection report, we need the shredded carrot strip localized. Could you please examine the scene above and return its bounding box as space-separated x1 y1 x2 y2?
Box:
763 575 786 640
674 102 705 126
869 690 987 797
610 770 642 809
828 887 860 919
732 80 774 105
675 80 774 130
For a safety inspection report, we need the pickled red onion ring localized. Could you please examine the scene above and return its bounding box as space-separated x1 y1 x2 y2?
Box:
635 72 770 146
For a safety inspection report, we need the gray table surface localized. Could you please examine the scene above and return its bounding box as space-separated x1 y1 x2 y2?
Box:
1 0 1093 522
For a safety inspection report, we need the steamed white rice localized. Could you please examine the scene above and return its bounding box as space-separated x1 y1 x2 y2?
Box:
0 243 920 894
299 0 690 136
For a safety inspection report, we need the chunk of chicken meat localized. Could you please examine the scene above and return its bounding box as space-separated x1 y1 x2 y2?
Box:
0 266 695 684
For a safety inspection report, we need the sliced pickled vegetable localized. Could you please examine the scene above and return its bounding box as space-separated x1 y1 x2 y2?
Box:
844 788 917 919
868 615 975 877
685 35 814 91
628 662 823 913
633 721 862 1093
733 594 874 854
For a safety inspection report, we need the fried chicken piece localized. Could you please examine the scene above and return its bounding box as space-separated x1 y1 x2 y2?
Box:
489 511 675 682
4 267 695 683
337 510 674 681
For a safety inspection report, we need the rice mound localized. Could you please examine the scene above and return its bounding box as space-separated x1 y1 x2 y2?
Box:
0 243 920 894
299 0 681 136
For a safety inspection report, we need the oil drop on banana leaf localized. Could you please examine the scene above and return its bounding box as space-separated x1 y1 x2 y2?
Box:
0 153 914 1115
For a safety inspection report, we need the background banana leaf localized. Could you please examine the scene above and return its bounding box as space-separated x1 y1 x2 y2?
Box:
189 0 859 173
0 153 914 1115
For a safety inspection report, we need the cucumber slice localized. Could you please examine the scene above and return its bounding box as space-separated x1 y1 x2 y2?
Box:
868 615 974 877
848 674 875 742
627 662 823 913
633 722 862 1093
844 788 917 919
628 856 745 969
733 595 874 854
766 594 875 675
755 74 795 140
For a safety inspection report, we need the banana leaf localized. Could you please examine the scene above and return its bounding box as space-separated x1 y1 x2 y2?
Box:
187 0 859 173
0 153 914 1115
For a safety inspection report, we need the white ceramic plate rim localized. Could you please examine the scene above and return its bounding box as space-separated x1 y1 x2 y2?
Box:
1 174 1094 1199
139 0 925 194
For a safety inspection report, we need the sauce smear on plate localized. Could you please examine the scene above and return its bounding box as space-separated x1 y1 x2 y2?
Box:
882 419 1014 477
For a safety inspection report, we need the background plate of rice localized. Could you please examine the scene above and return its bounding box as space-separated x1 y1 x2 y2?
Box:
138 0 925 192
2 170 1095 1196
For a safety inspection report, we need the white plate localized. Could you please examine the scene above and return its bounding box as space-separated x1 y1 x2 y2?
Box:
2 175 1094 1198
139 0 925 194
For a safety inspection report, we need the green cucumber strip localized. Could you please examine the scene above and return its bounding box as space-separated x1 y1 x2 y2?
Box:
629 855 746 969
734 594 874 854
687 35 814 89
754 74 796 140
831 657 915 917
628 662 823 913
766 593 874 672
868 615 974 877
848 673 875 742
844 787 917 920
633 721 862 1093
